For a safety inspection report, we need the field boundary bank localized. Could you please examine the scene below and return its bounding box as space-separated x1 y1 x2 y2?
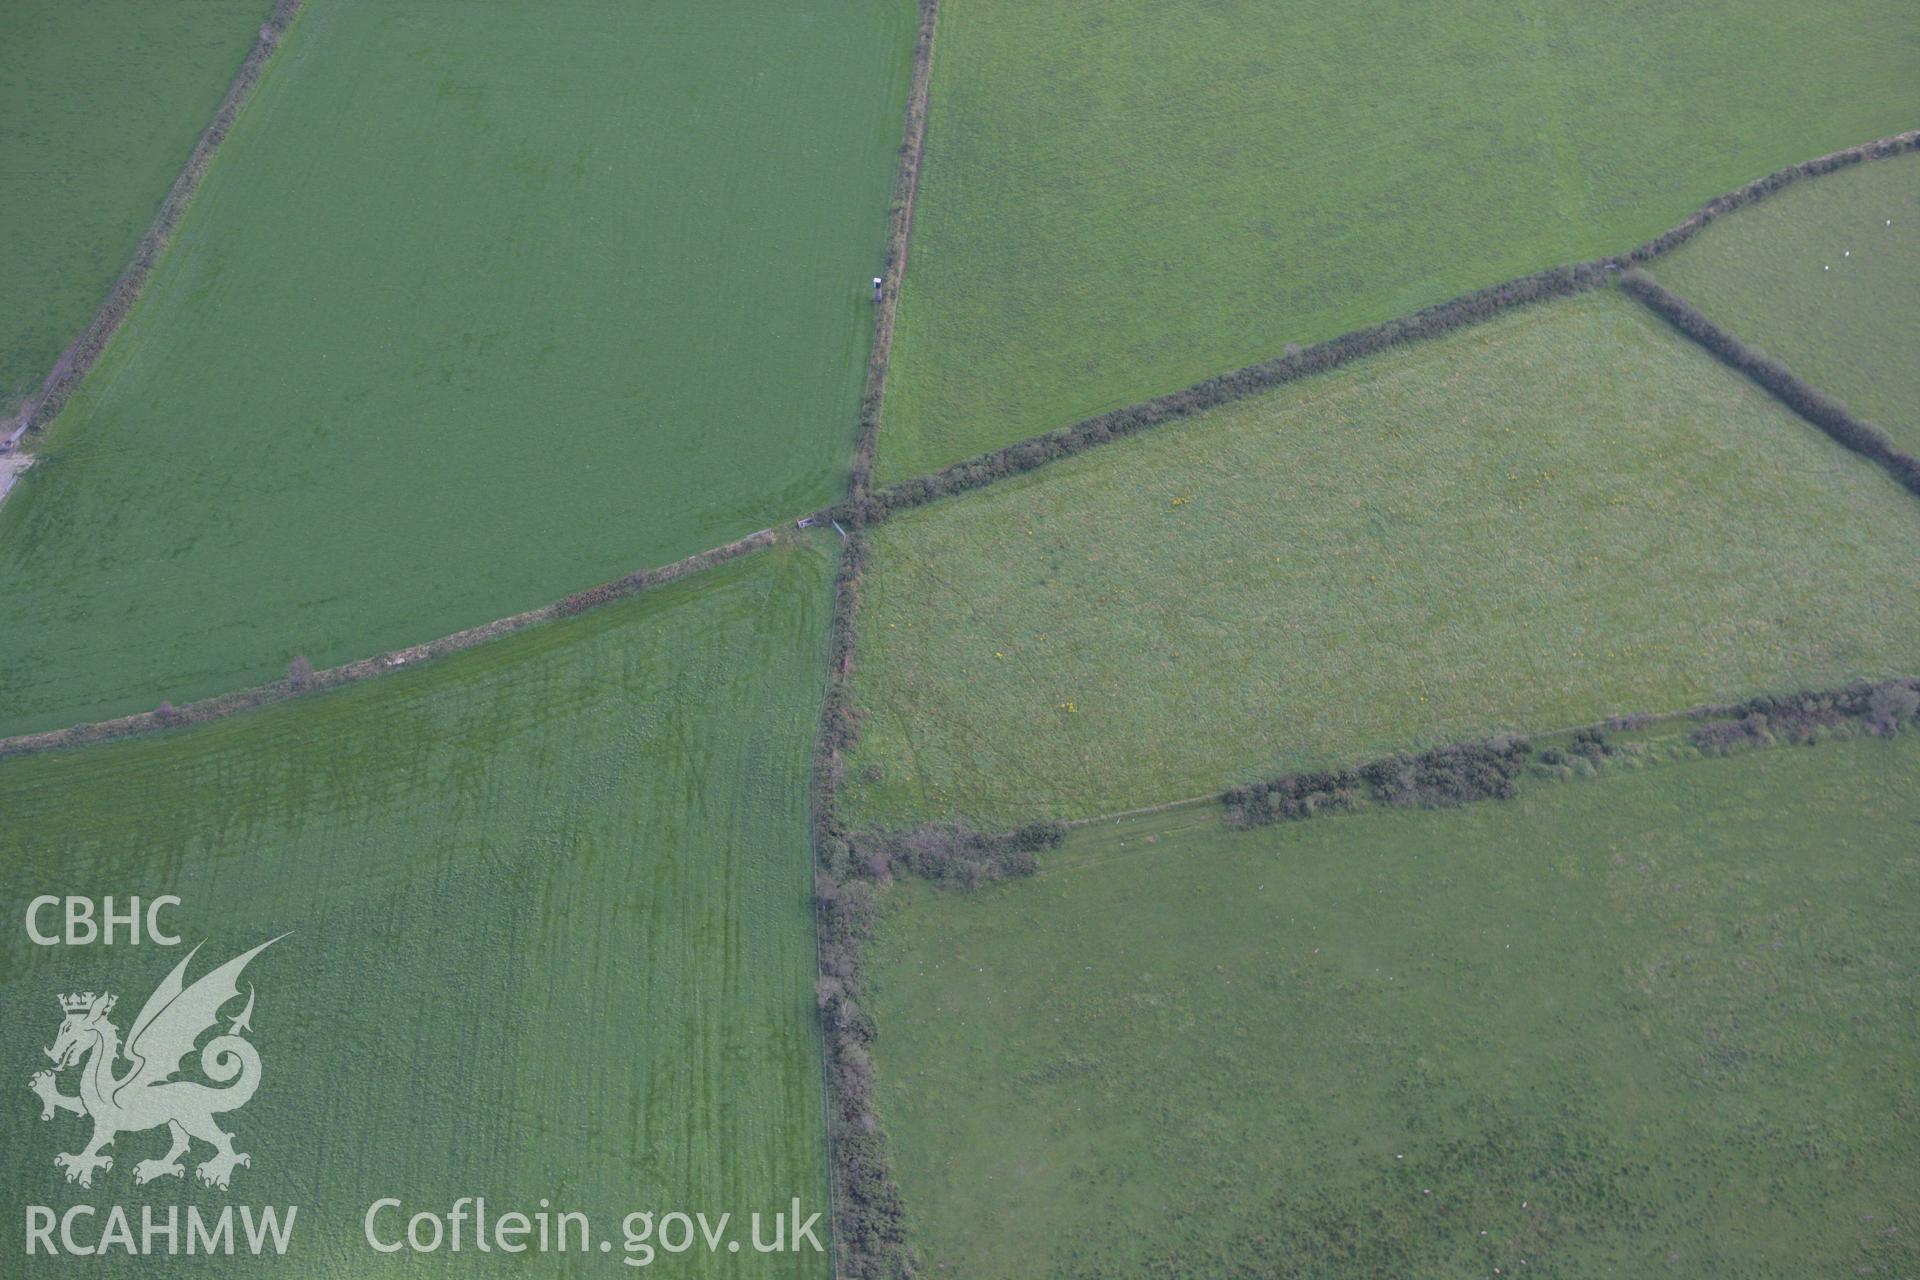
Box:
8 131 1908 749
848 0 941 499
810 4 943 1277
1620 271 1920 498
844 679 1920 864
1219 678 1920 829
2 0 306 449
832 129 1920 528
0 529 775 759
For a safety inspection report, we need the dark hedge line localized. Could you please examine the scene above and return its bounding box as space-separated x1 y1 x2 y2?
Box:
814 130 1919 530
0 529 774 759
845 820 1065 891
1616 131 1919 266
805 525 1064 1275
9 0 305 440
829 262 1614 527
848 0 940 498
1619 271 1920 498
1223 735 1535 828
807 531 919 1280
1690 677 1920 753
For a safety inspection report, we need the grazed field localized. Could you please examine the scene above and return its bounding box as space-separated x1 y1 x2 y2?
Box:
844 293 1920 826
876 0 1920 481
0 0 910 738
1650 153 1920 453
0 0 270 415
0 543 834 1277
873 731 1920 1278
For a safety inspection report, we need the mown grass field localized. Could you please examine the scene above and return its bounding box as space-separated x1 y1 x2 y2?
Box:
876 0 1920 481
0 543 834 1277
0 0 911 739
1650 154 1920 453
873 731 1920 1278
844 292 1920 826
0 0 270 415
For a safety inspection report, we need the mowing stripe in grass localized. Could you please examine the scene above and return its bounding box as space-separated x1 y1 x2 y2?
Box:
0 527 776 760
1620 270 1920 499
3 0 304 448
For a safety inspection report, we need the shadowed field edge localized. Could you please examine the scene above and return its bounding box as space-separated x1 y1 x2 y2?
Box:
1 0 306 447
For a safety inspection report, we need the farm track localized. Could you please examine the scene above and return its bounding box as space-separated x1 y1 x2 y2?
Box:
4 130 1910 759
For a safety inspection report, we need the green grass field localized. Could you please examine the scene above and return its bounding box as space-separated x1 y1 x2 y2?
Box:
0 0 911 739
0 543 834 1276
0 0 271 416
872 730 1920 1277
844 292 1920 826
1650 154 1920 453
875 0 1920 481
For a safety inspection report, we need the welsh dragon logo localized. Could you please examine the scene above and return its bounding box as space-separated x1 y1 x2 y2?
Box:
29 937 283 1190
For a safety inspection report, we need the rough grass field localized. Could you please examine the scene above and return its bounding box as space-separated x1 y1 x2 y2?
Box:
844 293 1920 826
873 731 1920 1278
0 0 910 739
1650 153 1920 453
876 0 1920 481
0 543 834 1277
0 0 271 416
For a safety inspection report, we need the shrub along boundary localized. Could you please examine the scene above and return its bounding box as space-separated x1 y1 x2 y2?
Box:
808 530 915 1280
1612 130 1919 266
849 0 941 498
809 4 947 1276
827 130 1920 529
1619 270 1920 497
803 126 1920 1279
3 0 306 448
0 528 775 759
1221 677 1920 829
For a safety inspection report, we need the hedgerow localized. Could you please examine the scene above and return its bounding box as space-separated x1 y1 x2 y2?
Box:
10 0 305 441
1619 271 1920 497
831 262 1613 526
1223 736 1534 828
1689 677 1920 754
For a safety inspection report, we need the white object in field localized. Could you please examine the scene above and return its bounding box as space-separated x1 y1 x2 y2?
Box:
871 276 883 303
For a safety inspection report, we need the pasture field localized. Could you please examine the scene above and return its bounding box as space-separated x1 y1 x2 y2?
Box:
843 292 1920 827
0 543 834 1277
876 0 1920 481
0 0 911 739
1650 154 1920 453
872 730 1920 1278
0 0 271 416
